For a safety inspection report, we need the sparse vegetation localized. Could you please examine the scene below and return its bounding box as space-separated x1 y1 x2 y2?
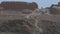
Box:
0 9 60 34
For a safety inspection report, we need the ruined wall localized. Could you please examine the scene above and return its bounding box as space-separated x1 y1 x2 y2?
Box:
50 8 58 14
0 1 38 10
50 7 60 14
50 3 60 14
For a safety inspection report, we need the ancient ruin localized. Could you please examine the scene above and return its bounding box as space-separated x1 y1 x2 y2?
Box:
0 1 38 10
50 2 60 14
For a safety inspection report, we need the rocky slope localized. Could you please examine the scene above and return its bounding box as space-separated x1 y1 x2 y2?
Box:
0 9 60 34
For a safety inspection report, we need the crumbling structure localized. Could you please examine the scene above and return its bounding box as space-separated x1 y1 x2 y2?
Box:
50 2 60 14
0 1 38 10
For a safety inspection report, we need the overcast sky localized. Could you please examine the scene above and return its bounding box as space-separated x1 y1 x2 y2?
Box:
0 0 60 8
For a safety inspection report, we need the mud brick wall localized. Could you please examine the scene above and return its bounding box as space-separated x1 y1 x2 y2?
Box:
50 2 60 14
0 1 38 10
50 7 60 14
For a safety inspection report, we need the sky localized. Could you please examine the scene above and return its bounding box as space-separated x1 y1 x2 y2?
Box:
0 0 60 8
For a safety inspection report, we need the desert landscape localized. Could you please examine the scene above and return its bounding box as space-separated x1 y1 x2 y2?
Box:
0 1 60 34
